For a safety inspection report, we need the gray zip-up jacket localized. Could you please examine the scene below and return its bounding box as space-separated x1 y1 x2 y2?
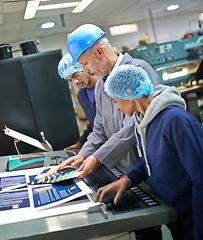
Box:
78 53 160 168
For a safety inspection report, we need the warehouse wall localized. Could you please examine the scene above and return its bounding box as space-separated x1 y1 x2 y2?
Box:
9 12 201 58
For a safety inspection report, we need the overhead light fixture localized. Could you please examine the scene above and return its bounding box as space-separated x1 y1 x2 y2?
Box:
167 4 179 11
3 0 32 2
41 22 55 29
24 0 40 20
72 0 94 13
38 2 79 10
199 13 203 21
110 23 138 36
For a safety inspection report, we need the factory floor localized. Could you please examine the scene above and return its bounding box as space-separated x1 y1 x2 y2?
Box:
77 117 89 136
162 225 173 240
89 225 172 240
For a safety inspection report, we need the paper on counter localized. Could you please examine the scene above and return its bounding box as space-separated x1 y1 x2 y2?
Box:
0 167 94 225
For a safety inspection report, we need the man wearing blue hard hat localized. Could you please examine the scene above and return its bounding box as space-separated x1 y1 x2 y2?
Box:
57 24 162 175
58 53 98 150
57 23 184 175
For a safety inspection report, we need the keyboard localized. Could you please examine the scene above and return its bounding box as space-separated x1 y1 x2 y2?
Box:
86 164 161 215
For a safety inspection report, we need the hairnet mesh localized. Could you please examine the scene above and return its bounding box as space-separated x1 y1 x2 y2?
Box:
58 53 83 79
104 65 153 100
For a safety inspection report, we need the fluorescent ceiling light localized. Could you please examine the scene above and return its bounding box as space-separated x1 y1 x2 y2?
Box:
41 22 55 29
199 13 203 21
110 24 138 36
167 4 179 11
72 0 94 13
24 0 40 20
38 2 79 10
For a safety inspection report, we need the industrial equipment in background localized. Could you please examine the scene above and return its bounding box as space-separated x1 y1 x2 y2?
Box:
0 42 79 156
19 40 40 55
0 43 13 60
129 36 203 125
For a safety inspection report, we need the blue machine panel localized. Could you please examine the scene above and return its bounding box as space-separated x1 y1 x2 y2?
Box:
133 36 202 66
131 36 203 86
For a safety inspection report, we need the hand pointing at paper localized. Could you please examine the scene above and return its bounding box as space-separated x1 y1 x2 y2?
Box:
56 154 101 178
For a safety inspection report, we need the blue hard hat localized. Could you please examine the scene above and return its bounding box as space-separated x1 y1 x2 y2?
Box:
58 53 83 79
67 24 106 65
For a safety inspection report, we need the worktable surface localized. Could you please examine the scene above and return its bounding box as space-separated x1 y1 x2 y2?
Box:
0 150 177 240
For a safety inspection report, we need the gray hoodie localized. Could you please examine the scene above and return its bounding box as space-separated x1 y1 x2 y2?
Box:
78 53 161 169
134 86 186 176
78 53 185 169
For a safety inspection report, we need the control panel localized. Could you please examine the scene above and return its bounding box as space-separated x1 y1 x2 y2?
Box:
86 164 161 215
132 36 203 67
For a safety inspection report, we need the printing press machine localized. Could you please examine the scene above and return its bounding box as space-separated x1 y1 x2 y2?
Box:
0 150 177 240
130 36 203 125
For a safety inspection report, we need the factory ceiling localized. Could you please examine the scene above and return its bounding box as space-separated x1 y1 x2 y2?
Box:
0 0 202 45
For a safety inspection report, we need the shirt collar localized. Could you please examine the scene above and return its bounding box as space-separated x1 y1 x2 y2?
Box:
103 52 124 82
112 52 124 71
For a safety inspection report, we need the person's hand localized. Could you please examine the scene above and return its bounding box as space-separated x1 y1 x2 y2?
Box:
64 142 82 150
77 155 101 178
95 177 129 205
56 154 85 172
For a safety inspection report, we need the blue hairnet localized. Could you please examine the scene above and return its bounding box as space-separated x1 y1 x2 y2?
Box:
58 53 83 79
104 65 153 100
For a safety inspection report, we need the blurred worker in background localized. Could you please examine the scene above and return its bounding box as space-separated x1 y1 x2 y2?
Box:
195 35 203 81
198 35 203 51
95 64 203 240
58 53 98 150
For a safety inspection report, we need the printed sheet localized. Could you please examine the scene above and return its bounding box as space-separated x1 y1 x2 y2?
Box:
0 167 94 225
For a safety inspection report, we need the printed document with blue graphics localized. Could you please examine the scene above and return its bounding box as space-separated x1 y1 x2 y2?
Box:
0 167 93 225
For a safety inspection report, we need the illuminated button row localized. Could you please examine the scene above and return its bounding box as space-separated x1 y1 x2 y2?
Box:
132 186 157 206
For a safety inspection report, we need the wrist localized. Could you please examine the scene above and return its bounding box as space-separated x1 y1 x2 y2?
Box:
76 142 82 148
119 175 131 188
